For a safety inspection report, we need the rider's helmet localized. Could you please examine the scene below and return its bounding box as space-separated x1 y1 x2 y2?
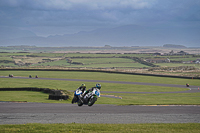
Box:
81 83 86 89
96 83 101 89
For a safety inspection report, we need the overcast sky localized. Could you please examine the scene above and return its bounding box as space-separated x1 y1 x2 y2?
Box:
0 0 200 37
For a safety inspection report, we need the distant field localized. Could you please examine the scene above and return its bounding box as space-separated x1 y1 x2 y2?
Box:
0 52 153 68
0 52 200 77
156 63 200 68
0 52 199 67
32 58 149 68
170 57 199 61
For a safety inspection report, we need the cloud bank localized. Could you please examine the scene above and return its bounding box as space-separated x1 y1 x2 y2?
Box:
0 0 199 46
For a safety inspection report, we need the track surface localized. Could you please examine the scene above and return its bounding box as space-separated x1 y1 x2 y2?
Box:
0 103 200 124
0 76 200 124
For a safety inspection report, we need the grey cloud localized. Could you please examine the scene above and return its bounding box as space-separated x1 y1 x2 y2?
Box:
0 0 200 37
0 0 151 10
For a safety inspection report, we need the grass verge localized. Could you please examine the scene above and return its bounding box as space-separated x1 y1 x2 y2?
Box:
0 70 200 86
0 123 200 133
0 70 200 105
1 90 200 105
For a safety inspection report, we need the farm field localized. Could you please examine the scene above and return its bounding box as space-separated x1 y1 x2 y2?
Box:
0 49 200 78
156 63 200 68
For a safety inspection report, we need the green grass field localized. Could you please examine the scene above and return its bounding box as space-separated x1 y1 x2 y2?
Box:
1 52 200 71
31 57 149 68
0 70 200 105
0 123 200 133
1 70 199 86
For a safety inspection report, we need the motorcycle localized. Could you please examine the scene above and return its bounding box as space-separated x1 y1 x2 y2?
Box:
9 74 13 77
186 83 189 87
71 89 85 104
77 88 100 106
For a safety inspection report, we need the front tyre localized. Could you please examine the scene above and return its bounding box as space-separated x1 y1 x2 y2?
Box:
72 96 77 104
88 97 97 106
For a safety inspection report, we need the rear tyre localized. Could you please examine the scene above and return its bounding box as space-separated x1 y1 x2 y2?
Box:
88 97 97 106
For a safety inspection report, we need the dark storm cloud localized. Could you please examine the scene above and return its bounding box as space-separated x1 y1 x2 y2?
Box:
0 0 200 35
154 0 200 22
0 0 151 26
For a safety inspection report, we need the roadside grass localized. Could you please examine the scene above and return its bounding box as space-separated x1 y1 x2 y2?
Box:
0 70 200 105
99 93 200 105
0 78 199 105
0 70 200 86
1 91 200 105
0 78 189 92
0 123 200 133
0 91 53 103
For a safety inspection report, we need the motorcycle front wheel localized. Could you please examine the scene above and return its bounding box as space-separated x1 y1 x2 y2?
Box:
88 97 97 106
72 96 77 104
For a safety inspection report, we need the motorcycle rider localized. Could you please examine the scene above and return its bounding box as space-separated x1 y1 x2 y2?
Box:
80 83 101 99
76 83 86 93
72 83 86 104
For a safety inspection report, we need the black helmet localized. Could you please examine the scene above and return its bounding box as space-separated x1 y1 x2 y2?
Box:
81 83 86 88
96 83 101 89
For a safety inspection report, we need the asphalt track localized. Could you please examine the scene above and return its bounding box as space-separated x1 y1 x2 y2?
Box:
0 76 200 124
0 103 200 124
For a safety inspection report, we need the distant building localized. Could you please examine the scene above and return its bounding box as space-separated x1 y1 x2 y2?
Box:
164 50 189 56
177 51 189 55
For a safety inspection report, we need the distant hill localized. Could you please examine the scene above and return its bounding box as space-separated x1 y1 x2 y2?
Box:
163 44 187 48
0 25 199 47
0 27 36 40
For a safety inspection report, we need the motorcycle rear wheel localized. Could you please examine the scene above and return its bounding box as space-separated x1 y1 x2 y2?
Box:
88 97 97 106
